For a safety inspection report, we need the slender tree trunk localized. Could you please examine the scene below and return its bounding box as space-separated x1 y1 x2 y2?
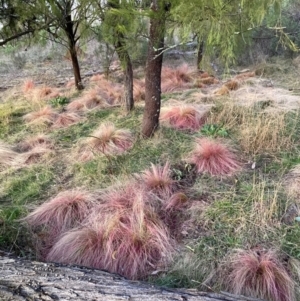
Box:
115 39 134 112
142 1 169 138
197 40 204 71
64 1 84 90
69 42 84 90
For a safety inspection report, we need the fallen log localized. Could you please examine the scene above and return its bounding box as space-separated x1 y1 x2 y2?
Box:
0 256 264 301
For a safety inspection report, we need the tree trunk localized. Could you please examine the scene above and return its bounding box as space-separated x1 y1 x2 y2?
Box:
142 1 169 138
0 256 265 301
197 40 204 71
64 1 84 91
115 38 134 112
69 44 84 90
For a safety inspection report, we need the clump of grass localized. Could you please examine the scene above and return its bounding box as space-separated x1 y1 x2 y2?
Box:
23 106 58 126
78 89 104 110
0 141 19 167
91 75 123 105
52 112 82 128
46 187 174 279
24 189 96 257
18 146 54 165
187 138 240 176
209 101 295 155
160 105 207 132
22 79 35 93
161 64 192 93
17 134 53 152
223 248 295 301
138 161 176 198
66 99 85 112
78 122 134 161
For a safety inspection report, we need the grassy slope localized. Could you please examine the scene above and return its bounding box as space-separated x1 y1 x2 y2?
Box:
0 55 300 297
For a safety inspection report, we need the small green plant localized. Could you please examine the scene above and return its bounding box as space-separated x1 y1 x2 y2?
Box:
50 96 69 107
200 124 229 137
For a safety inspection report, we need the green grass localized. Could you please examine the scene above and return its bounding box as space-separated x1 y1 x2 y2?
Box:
1 58 300 296
0 166 54 251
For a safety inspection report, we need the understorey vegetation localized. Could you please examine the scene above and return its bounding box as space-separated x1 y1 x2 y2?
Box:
0 54 300 301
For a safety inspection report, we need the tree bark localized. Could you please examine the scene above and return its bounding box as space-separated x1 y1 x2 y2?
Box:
0 256 265 301
115 38 134 112
197 40 204 71
64 1 84 91
142 1 169 138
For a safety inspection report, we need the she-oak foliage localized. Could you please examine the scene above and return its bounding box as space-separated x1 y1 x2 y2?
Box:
172 0 282 66
0 0 283 135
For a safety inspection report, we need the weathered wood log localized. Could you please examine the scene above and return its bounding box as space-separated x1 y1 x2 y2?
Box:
0 256 264 301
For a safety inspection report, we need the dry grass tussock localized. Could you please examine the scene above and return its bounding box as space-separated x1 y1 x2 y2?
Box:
23 106 58 126
17 145 54 165
52 112 82 128
17 134 53 152
77 122 134 161
90 74 123 105
160 105 207 132
161 64 193 93
70 89 104 111
230 79 300 111
208 101 295 155
0 141 20 167
222 248 295 301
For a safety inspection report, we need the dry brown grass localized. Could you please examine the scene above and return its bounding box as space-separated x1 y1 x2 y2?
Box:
23 106 58 126
52 112 82 128
18 146 54 165
224 80 239 90
17 134 53 152
283 164 300 199
0 142 19 167
208 101 294 155
133 79 145 102
77 122 134 161
214 85 230 96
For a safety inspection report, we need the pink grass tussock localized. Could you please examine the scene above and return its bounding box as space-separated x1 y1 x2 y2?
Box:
188 138 241 176
81 122 134 159
23 79 35 93
160 105 206 131
79 89 104 109
66 99 85 112
90 74 123 105
225 249 295 301
18 146 53 165
47 188 174 279
161 64 193 93
52 112 82 128
17 134 53 152
139 162 176 198
23 106 58 125
25 190 97 253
